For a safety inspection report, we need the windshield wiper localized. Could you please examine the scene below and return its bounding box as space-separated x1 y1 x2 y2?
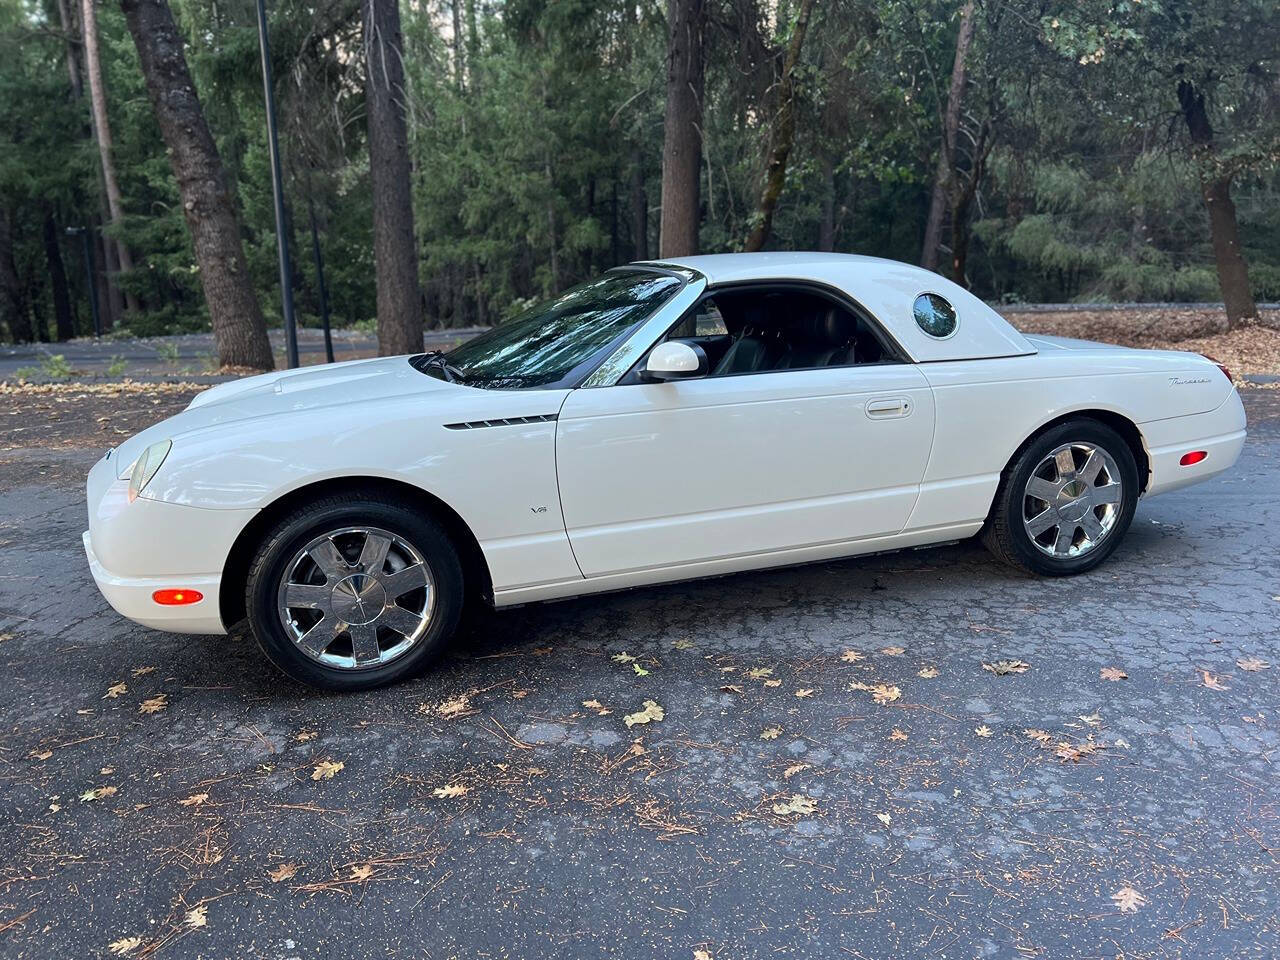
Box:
417 350 468 383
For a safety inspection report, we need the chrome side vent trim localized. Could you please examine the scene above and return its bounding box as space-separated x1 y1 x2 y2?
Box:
443 414 559 430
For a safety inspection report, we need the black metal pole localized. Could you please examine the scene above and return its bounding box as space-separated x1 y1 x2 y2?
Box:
307 189 334 363
67 226 102 338
253 0 299 369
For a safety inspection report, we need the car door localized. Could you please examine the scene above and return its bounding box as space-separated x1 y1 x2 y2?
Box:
555 348 936 579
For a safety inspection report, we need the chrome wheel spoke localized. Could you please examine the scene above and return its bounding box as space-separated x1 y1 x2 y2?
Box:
297 616 343 658
1026 477 1058 503
1026 508 1057 536
1053 524 1077 555
1079 450 1104 485
284 583 329 610
349 623 381 665
1081 511 1105 542
381 604 425 637
358 532 392 574
383 562 428 599
1054 448 1076 480
1093 483 1122 505
308 539 349 581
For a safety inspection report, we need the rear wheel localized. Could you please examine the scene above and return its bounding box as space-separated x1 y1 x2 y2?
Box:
982 419 1139 576
245 495 463 690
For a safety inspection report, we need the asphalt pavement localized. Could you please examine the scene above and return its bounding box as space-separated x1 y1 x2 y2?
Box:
0 391 1276 959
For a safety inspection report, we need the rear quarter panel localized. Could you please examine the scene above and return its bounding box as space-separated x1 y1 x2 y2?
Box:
909 348 1235 529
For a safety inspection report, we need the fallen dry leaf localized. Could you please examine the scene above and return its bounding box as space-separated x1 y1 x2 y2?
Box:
184 905 207 929
1056 740 1106 763
1079 712 1103 727
1236 657 1268 672
433 783 469 799
107 937 143 955
1200 670 1229 691
760 725 783 740
871 684 901 705
79 785 117 802
693 951 712 960
1100 667 1128 681
762 678 782 688
1024 728 1053 744
916 666 939 679
433 695 471 718
794 688 814 698
1112 886 1147 914
889 728 909 742
268 863 299 883
974 725 993 738
876 812 892 826
177 792 208 807
138 694 168 715
671 638 694 650
983 659 1030 676
746 666 774 680
624 700 665 727
611 652 637 664
30 749 52 761
131 666 156 677
349 864 374 881
719 684 744 695
632 662 650 677
782 763 809 779
771 794 817 816
311 760 344 781
840 650 866 663
880 646 905 656
295 729 317 743
103 682 127 699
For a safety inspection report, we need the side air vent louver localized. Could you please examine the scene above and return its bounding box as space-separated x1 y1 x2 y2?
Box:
443 414 558 430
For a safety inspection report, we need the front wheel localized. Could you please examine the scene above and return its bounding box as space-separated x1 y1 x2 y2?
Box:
982 419 1139 576
245 495 464 690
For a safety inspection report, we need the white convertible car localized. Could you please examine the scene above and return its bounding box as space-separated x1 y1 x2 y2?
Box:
84 253 1246 689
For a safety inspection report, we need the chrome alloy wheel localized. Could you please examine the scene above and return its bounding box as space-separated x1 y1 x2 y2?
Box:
1022 442 1124 559
276 526 435 670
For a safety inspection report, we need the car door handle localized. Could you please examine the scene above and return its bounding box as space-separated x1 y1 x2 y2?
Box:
866 397 912 419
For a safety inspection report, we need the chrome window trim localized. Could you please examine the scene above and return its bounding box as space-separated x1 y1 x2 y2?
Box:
581 274 709 387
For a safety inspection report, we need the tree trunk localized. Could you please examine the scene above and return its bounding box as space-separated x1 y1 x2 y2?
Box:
92 219 117 333
364 0 424 356
119 0 274 369
56 0 84 98
818 153 835 251
0 209 32 344
743 0 817 253
43 213 76 340
920 0 975 271
658 0 705 257
630 147 648 260
1176 80 1259 329
83 0 140 315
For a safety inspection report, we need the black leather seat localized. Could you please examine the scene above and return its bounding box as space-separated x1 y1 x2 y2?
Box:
775 307 857 369
714 304 782 375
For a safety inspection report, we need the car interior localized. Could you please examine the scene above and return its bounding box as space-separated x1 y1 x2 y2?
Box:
637 287 897 380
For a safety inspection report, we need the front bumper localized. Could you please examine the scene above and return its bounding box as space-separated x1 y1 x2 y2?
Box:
83 529 226 634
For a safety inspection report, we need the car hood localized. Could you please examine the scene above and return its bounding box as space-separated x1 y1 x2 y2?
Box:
106 355 458 475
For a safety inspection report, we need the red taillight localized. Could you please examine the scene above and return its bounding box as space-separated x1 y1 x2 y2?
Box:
152 589 203 606
1179 451 1208 466
1203 354 1233 384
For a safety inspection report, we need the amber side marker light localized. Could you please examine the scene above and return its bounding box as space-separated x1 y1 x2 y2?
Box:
153 589 203 606
1179 451 1208 466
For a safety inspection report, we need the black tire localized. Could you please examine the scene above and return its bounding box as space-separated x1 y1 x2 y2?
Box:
245 494 464 691
981 419 1139 577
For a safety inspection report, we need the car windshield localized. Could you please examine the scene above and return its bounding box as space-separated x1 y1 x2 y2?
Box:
443 269 683 389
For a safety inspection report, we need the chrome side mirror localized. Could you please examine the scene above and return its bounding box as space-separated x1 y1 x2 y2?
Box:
641 340 708 382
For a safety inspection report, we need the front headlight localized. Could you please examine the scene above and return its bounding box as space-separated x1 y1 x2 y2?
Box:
128 440 172 502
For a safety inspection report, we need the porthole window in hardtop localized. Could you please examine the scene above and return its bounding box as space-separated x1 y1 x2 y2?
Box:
913 293 957 338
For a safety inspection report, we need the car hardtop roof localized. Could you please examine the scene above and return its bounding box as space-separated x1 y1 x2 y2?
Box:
633 252 1034 363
